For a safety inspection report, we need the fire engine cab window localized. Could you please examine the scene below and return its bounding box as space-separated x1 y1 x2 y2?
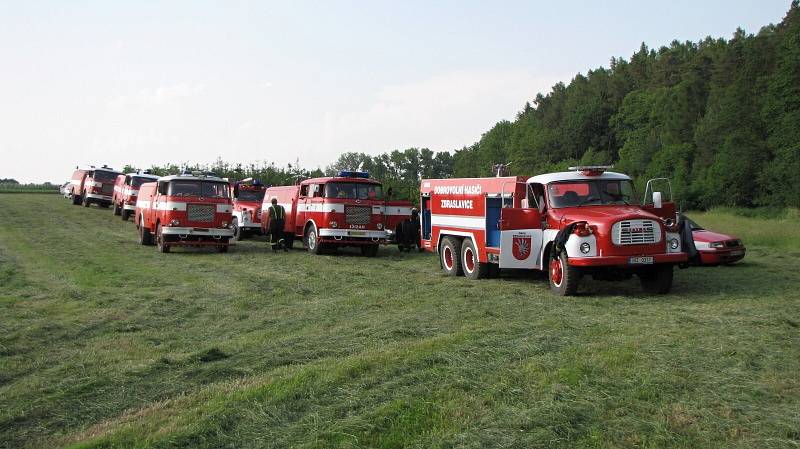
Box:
324 183 382 200
548 180 636 208
130 177 151 188
237 189 265 202
168 181 230 198
92 171 118 182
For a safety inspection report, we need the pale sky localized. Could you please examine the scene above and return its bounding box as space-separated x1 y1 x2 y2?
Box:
0 1 791 183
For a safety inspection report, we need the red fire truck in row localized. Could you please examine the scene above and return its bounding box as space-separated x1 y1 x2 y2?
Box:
262 171 412 256
420 166 687 295
112 171 160 221
68 165 122 208
230 178 267 240
135 172 234 253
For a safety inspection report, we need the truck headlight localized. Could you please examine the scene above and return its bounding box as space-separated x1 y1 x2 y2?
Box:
170 219 180 226
669 238 679 250
221 221 228 228
579 242 591 254
330 221 338 228
377 223 383 230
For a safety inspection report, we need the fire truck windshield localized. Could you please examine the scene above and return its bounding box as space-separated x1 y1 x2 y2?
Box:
130 177 153 188
237 189 265 202
92 170 119 182
548 179 636 208
168 181 230 198
324 182 382 200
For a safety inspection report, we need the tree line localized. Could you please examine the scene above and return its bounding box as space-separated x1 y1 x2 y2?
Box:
131 2 799 208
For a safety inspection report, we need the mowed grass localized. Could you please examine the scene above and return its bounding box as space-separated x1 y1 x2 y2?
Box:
1 194 799 449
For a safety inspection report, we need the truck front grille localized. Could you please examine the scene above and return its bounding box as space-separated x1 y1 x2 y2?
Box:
612 219 660 245
345 206 371 225
188 204 215 222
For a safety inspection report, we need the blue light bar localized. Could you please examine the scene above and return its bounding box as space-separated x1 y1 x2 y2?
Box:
338 170 370 179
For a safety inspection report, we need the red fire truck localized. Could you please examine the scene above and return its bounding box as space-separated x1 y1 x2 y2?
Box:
231 178 267 240
68 165 122 208
419 166 687 295
112 171 159 221
135 172 234 253
262 171 408 256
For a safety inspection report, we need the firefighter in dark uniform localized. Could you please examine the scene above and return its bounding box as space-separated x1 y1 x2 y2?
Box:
267 197 287 252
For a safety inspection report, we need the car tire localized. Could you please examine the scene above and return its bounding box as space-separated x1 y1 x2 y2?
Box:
305 225 324 255
156 224 170 253
549 250 580 296
440 236 463 276
639 265 673 294
139 215 154 246
461 238 489 280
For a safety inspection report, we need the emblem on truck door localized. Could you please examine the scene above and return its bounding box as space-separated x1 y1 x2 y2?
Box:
512 235 531 260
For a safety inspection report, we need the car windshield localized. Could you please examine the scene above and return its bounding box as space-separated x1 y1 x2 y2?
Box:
548 179 636 208
237 189 265 202
131 176 156 188
168 181 229 198
324 182 382 200
92 170 120 182
683 216 705 231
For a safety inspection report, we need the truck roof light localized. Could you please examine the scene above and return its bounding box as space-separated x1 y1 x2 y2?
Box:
568 165 613 176
338 170 370 179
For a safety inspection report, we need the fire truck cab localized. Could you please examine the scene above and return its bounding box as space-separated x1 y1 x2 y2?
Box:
135 172 234 253
420 166 687 295
112 171 159 221
69 165 122 208
262 171 395 256
231 178 267 240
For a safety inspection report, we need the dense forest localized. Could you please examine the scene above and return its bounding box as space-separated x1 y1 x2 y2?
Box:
136 3 798 207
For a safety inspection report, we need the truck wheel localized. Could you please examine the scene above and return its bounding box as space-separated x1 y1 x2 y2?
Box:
121 209 131 221
83 194 91 207
231 218 241 241
139 215 154 246
549 251 580 296
305 226 324 255
639 265 673 294
72 194 81 205
113 203 121 215
461 238 489 280
361 244 379 257
156 224 170 253
440 236 463 276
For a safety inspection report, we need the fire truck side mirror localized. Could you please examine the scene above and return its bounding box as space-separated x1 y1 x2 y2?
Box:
652 191 663 209
157 181 168 195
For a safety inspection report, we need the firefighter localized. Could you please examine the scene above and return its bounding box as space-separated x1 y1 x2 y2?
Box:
266 197 287 252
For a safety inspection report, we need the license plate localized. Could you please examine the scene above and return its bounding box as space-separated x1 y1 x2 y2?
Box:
629 256 654 264
730 250 744 256
349 231 365 236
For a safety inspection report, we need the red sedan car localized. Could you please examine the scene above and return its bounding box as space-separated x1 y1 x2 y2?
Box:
686 217 746 265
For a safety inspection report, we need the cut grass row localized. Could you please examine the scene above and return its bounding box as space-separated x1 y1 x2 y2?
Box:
1 194 799 448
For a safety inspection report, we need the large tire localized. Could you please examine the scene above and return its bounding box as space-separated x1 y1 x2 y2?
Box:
82 194 91 207
156 224 170 253
440 236 463 276
72 194 81 205
113 202 122 215
461 238 489 280
549 250 580 296
139 215 154 246
231 218 241 242
639 265 674 294
304 225 325 255
361 244 379 257
121 209 131 221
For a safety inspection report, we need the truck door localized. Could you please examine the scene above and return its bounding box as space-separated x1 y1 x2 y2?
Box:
297 184 310 236
498 208 543 269
420 194 431 240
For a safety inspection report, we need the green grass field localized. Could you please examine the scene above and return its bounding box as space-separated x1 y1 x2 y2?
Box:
1 194 799 449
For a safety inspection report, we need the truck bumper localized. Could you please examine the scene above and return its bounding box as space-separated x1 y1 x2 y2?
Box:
161 227 234 238
85 193 112 202
123 204 136 211
568 253 687 267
